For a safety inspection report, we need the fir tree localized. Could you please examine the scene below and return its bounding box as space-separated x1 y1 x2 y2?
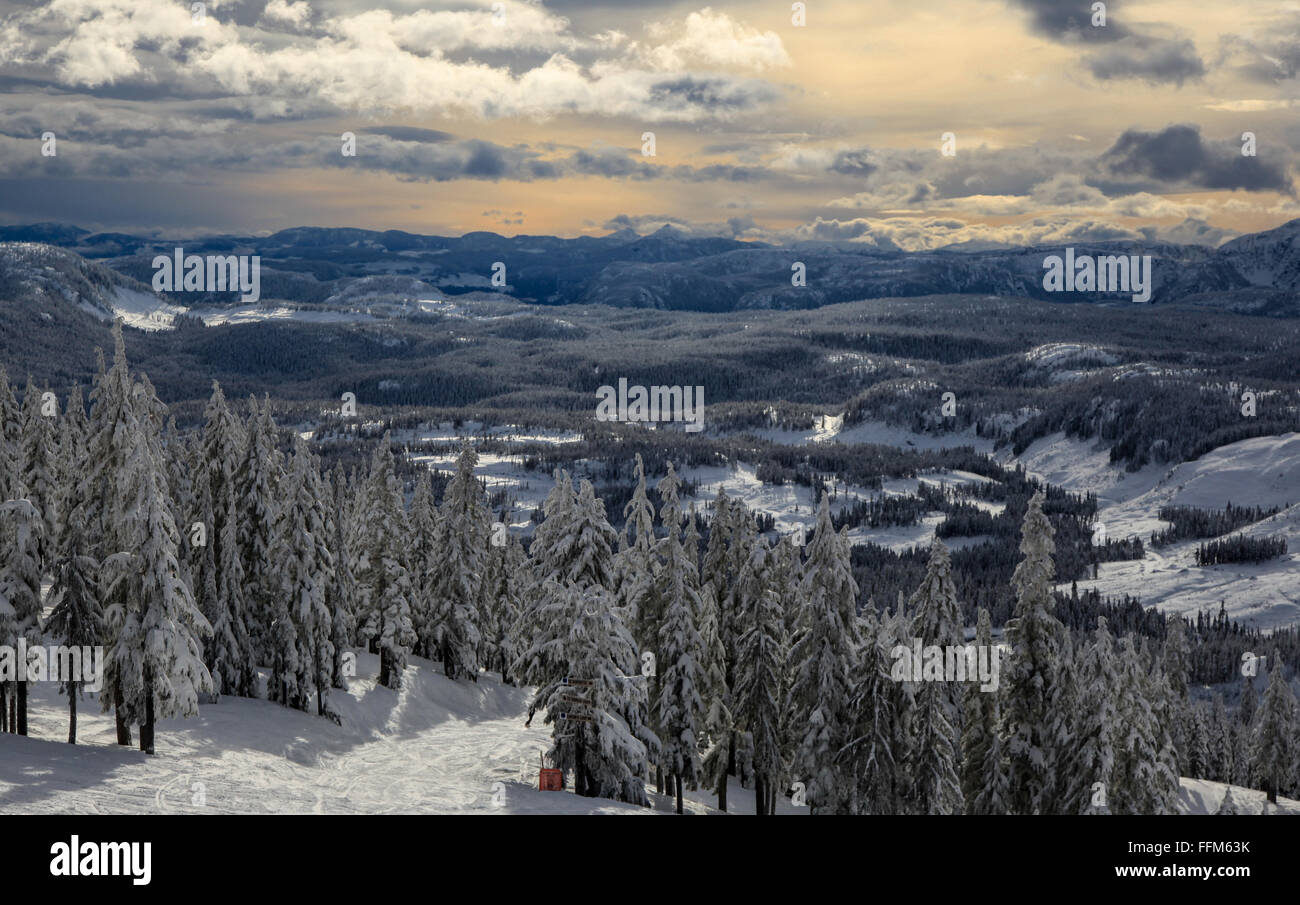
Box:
845 606 902 815
733 539 788 817
107 393 212 754
1067 617 1120 814
20 375 59 551
358 435 416 690
236 395 281 662
655 480 706 814
277 437 335 714
1252 652 1298 804
429 440 487 680
960 608 1009 815
1003 491 1067 815
407 469 438 660
0 498 42 736
327 469 358 687
906 537 964 814
44 514 104 744
787 493 860 814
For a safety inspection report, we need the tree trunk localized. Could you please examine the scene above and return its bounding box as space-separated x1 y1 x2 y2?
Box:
68 684 77 744
727 732 736 776
140 665 156 755
378 647 390 687
8 685 15 733
15 680 26 735
755 775 765 816
656 765 664 796
716 769 727 812
114 682 132 746
675 774 683 815
0 682 7 732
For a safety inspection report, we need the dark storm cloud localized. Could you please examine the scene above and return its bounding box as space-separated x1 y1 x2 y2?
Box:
1098 124 1292 193
1008 0 1205 85
1008 0 1123 41
1085 35 1205 86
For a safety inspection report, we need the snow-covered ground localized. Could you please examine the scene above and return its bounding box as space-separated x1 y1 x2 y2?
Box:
0 652 798 815
752 416 997 453
1013 432 1300 630
91 287 187 332
3 651 1286 815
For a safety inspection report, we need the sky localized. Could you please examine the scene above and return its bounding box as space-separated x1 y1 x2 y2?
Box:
1 0 1299 248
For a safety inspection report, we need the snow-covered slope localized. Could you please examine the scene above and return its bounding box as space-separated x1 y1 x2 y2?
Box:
0 652 796 815
3 649 1284 815
1010 432 1300 629
0 242 176 328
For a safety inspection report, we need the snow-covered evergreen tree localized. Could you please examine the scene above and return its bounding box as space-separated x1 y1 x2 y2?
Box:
845 605 902 815
1252 651 1298 804
106 386 212 754
44 512 104 744
83 323 139 745
211 481 258 698
1066 617 1120 814
1162 614 1191 773
1 497 42 736
1111 635 1176 814
358 435 416 690
529 582 652 804
733 538 788 816
327 469 358 688
277 436 335 714
429 440 487 680
482 519 526 683
697 562 733 810
407 469 438 660
20 375 59 552
514 471 656 803
1003 490 1067 815
621 454 660 662
236 395 281 662
906 537 964 814
960 607 1009 815
787 493 860 814
56 384 88 532
1208 693 1233 783
654 472 706 814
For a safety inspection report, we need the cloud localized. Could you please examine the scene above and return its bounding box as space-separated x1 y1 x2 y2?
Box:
1008 0 1206 86
1217 14 1300 83
261 0 313 30
1007 0 1119 42
640 8 791 71
361 126 456 144
1099 124 1293 193
0 1 787 122
1085 35 1205 86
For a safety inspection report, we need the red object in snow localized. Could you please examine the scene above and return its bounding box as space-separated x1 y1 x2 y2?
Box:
539 768 563 791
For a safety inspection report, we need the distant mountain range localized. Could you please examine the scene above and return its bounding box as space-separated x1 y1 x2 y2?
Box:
2 218 1300 316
